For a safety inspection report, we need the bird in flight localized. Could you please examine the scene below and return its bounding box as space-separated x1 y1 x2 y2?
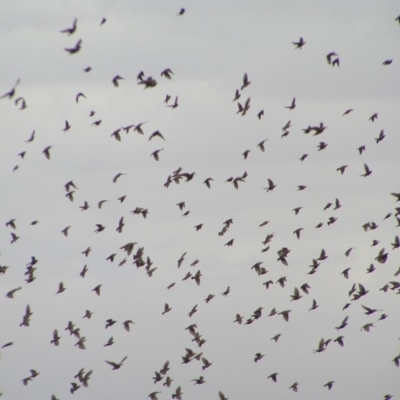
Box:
285 97 296 110
105 356 127 370
292 37 306 49
241 73 251 90
65 39 82 54
0 78 20 99
60 18 77 35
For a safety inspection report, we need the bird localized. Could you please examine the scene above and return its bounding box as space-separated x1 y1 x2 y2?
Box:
361 163 372 177
42 146 52 159
335 316 349 330
299 153 308 161
309 299 319 311
343 108 353 116
112 75 124 87
257 139 267 152
148 392 161 400
314 338 327 353
10 232 19 244
218 391 228 400
233 314 243 324
5 219 17 229
292 37 306 49
293 228 303 239
60 18 77 35
383 59 393 66
278 310 291 322
151 149 164 161
104 337 114 347
105 356 127 370
0 78 20 99
177 8 185 16
92 285 101 296
162 303 172 315
289 382 299 392
75 92 86 103
264 179 276 192
241 73 251 90
56 282 66 294
161 68 174 79
188 304 198 317
285 97 296 110
149 131 165 141
201 357 212 370
25 130 35 142
324 381 335 390
80 264 89 278
6 287 22 299
113 173 127 183
375 129 385 143
65 39 82 54
15 97 27 110
221 286 230 296
192 376 205 385
50 330 60 346
317 142 328 151
138 76 157 88
337 165 348 174
326 52 338 64
70 382 80 394
369 113 378 122
20 304 32 327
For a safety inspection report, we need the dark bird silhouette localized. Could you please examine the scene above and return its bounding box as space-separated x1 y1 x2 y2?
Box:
375 129 385 143
241 73 251 90
343 108 353 116
369 113 378 122
42 146 52 159
161 68 174 79
112 75 124 87
105 356 127 370
65 39 82 54
75 92 86 103
25 130 35 142
361 163 372 177
293 37 306 49
60 18 77 35
0 78 20 99
285 97 296 110
326 52 337 64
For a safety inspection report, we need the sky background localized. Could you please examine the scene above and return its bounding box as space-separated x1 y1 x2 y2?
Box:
1 0 400 399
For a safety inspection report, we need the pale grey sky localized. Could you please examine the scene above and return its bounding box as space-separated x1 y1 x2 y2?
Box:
1 1 400 399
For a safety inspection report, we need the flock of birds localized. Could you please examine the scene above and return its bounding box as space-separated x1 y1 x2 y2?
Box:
1 7 400 400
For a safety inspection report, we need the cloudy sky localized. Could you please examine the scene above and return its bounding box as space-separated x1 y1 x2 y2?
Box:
1 1 400 399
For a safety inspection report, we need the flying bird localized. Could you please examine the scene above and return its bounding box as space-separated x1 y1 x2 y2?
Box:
65 39 82 54
292 37 306 49
241 73 251 90
105 356 127 370
60 18 77 35
285 97 296 110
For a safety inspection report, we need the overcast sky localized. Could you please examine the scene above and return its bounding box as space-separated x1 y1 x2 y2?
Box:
1 1 400 399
